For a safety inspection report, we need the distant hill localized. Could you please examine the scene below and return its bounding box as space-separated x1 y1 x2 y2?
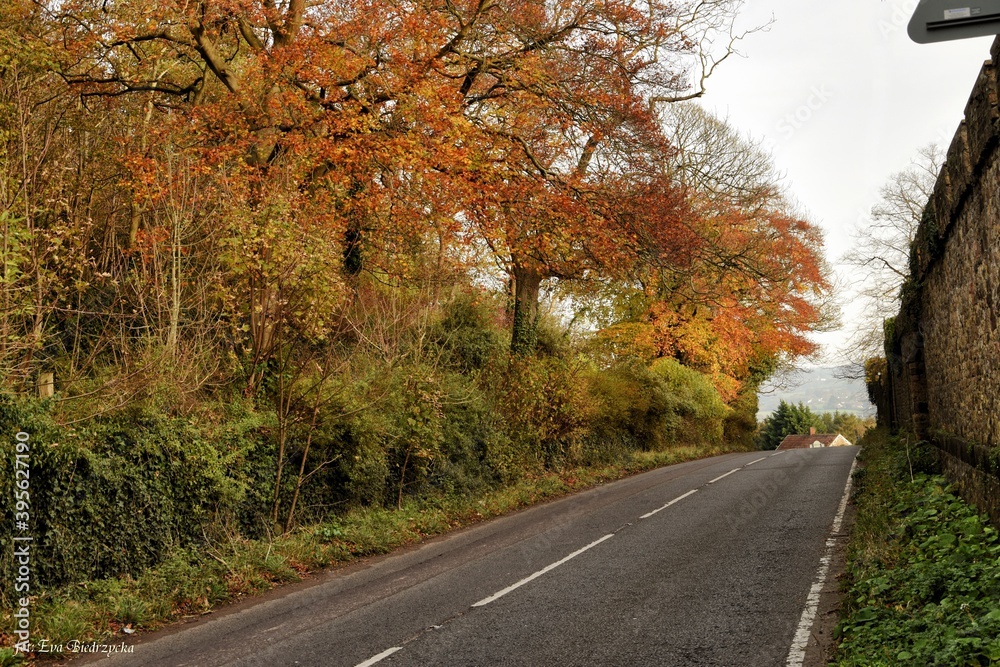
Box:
757 366 874 421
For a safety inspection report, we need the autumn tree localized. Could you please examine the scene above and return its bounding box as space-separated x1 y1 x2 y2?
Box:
661 102 778 209
0 1 53 384
585 106 830 405
11 0 807 400
38 0 414 388
440 0 755 353
39 0 750 365
0 1 154 397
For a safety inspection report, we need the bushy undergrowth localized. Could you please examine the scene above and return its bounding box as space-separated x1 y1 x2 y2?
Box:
0 289 756 663
835 431 1000 666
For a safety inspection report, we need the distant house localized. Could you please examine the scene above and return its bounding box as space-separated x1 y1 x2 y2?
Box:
776 427 853 451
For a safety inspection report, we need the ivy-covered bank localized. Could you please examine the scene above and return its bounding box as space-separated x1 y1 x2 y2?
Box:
835 431 1000 666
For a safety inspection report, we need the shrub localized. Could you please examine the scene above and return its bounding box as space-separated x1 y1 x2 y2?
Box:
723 385 759 450
534 313 574 359
484 355 592 473
308 362 497 510
431 291 506 371
0 395 265 589
426 372 495 496
583 361 672 453
835 432 1000 666
650 358 729 446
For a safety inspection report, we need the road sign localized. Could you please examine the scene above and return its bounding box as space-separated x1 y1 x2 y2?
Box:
908 0 1000 43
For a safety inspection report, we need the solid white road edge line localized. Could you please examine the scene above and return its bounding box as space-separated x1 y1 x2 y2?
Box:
785 455 859 667
472 533 616 607
639 489 698 519
354 646 403 667
744 457 767 467
707 468 740 484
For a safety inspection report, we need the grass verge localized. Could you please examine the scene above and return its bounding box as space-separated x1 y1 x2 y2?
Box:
833 429 1000 666
0 444 739 666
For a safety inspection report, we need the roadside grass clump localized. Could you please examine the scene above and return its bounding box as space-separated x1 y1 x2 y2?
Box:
835 429 1000 666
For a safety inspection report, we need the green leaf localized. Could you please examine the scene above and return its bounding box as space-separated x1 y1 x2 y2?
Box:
854 607 879 623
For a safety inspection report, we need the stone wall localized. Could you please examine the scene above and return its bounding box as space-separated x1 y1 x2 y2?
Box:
884 38 1000 525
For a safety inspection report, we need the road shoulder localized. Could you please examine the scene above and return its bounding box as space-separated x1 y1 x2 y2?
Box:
802 496 856 666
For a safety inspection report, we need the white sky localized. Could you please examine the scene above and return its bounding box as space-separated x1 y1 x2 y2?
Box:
695 0 994 365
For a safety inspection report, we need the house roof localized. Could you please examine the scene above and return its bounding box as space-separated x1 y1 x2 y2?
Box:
775 433 851 450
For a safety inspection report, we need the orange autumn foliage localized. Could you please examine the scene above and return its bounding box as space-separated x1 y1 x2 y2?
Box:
599 194 829 402
43 0 826 378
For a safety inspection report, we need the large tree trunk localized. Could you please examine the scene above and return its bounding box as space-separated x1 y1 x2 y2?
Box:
511 256 543 355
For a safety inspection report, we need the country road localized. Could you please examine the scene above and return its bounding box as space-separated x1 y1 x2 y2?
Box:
75 447 858 667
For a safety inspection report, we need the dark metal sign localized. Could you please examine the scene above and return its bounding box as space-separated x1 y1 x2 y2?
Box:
908 0 1000 43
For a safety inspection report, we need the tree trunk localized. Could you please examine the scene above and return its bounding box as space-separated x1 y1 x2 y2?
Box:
166 216 181 356
511 257 543 355
341 179 366 280
343 220 364 278
284 403 320 533
247 280 279 394
128 204 141 248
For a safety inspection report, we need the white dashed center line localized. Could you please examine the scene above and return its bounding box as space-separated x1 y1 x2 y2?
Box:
472 533 615 607
354 646 403 667
355 449 831 667
707 468 740 484
639 489 698 519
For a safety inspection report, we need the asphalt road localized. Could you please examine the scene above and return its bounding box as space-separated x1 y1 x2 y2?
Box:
78 446 858 667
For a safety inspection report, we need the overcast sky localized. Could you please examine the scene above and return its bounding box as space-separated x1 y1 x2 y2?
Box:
693 0 994 365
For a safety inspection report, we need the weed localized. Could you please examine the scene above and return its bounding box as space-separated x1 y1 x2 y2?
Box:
112 595 148 627
33 601 93 647
835 430 1000 666
0 648 24 666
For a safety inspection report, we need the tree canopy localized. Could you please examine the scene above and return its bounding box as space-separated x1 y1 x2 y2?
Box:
1 0 832 488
